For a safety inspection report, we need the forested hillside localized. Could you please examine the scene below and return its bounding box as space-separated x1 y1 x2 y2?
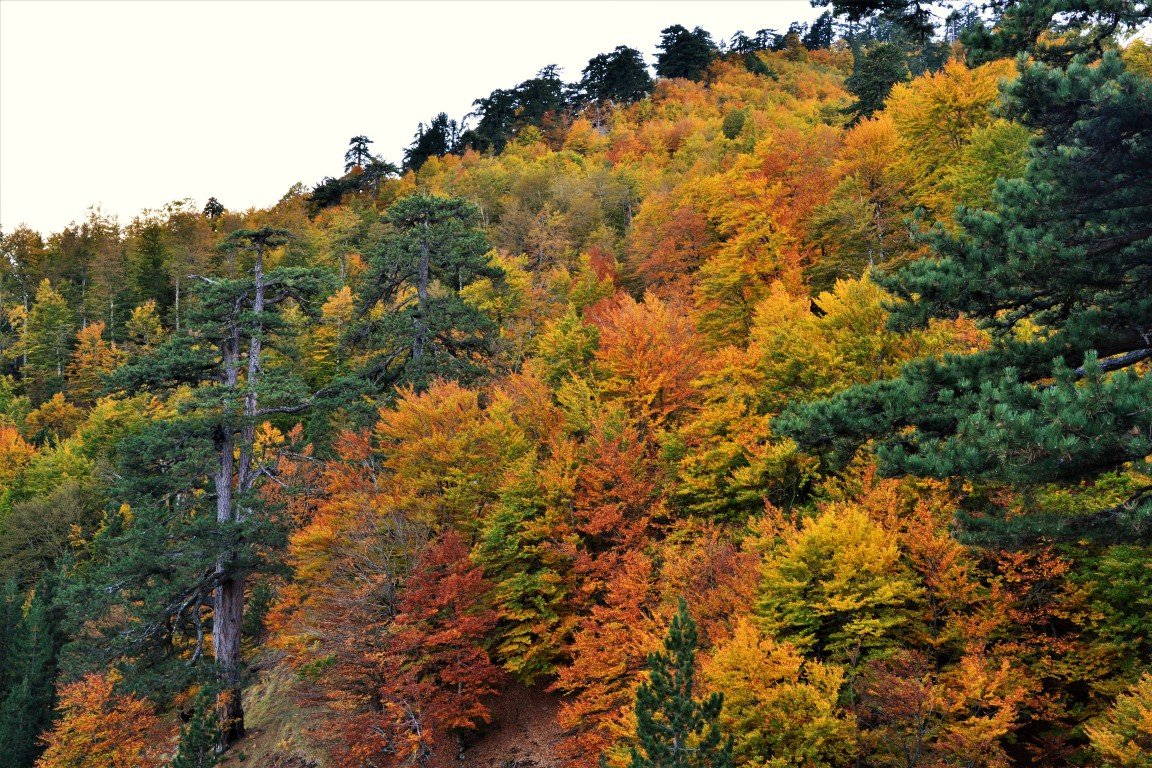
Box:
2 2 1150 767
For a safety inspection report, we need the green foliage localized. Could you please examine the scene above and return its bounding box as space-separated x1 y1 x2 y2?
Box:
778 51 1152 541
171 688 221 768
355 194 503 390
630 599 732 768
845 43 909 119
655 25 719 82
757 503 919 662
0 578 61 768
24 279 75 403
404 113 463 172
579 46 652 106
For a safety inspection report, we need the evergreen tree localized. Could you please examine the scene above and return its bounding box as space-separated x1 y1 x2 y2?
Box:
0 578 61 768
403 112 462 172
629 599 732 768
845 42 909 119
67 227 325 746
24 279 75 403
171 688 221 768
655 25 718 82
354 194 503 389
465 88 520 154
777 52 1152 542
128 218 174 314
344 135 374 173
513 64 568 127
803 12 836 50
579 46 652 120
202 197 225 220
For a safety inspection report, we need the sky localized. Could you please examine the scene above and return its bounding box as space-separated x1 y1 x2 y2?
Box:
0 0 823 236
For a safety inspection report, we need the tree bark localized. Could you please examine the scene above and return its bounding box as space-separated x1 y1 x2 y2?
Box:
212 237 267 746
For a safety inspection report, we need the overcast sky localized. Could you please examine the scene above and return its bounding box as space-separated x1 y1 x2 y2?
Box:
0 0 822 236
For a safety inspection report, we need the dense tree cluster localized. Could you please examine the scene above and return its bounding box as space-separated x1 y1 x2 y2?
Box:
2 7 1149 768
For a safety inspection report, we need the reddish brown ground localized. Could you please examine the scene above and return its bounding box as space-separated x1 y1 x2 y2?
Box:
426 683 566 768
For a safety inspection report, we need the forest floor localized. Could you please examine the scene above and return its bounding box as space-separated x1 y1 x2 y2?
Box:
229 660 565 768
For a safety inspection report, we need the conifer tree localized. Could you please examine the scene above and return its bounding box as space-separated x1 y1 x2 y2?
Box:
579 46 652 113
655 25 719 82
630 599 732 768
777 52 1152 542
24 279 75 403
171 688 221 768
344 135 374 173
69 227 325 747
0 579 60 768
845 43 909 119
355 194 502 389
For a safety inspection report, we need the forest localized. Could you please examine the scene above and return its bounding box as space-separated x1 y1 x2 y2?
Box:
0 1 1150 766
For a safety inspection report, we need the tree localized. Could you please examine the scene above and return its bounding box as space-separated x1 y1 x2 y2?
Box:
170 689 221 768
1086 672 1152 767
74 226 323 746
756 501 920 662
355 194 502 389
845 43 909 120
776 52 1152 542
203 197 225 219
630 599 732 768
403 113 462 172
36 669 172 768
802 12 836 50
344 135 374 173
0 580 59 768
66 321 124 406
579 46 652 112
24 280 75 403
703 619 854 768
379 531 505 764
655 25 719 82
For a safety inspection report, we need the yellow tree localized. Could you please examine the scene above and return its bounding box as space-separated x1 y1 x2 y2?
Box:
703 618 855 768
1086 672 1152 767
590 292 702 431
36 670 173 768
885 58 1016 214
66 321 125 406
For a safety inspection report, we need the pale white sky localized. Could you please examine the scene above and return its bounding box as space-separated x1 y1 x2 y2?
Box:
0 0 821 236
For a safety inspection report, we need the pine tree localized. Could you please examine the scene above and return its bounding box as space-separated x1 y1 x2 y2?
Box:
171 688 221 768
0 579 60 768
203 197 225 219
354 194 502 390
629 599 732 768
777 51 1152 542
579 46 652 115
24 279 75 403
67 227 325 747
845 43 909 120
655 25 718 82
344 135 374 173
403 113 462 172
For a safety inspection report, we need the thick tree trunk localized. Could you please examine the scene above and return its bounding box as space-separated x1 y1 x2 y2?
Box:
213 343 245 745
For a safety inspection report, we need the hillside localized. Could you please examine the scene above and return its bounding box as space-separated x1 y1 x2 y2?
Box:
2 4 1151 768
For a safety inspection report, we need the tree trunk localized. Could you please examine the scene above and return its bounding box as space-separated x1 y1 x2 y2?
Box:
212 240 267 747
213 331 245 745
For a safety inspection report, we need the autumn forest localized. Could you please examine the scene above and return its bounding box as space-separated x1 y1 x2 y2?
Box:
1 1 1150 767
